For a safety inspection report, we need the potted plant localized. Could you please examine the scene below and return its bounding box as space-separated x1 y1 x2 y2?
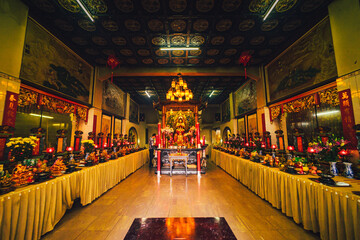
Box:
6 136 37 164
309 135 349 176
81 139 95 160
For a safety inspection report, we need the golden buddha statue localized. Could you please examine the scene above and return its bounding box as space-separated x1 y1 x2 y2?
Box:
174 116 186 146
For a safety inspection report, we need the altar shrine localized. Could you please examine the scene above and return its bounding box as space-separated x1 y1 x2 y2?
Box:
153 101 207 176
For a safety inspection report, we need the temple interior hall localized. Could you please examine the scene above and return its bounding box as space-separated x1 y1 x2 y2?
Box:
1 0 360 239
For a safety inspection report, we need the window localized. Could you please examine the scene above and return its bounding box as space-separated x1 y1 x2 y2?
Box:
14 109 73 149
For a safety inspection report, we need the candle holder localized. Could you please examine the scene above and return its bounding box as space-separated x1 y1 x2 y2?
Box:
287 145 295 160
307 147 316 164
271 144 277 160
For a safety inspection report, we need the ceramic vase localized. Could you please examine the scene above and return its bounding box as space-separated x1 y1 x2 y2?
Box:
330 161 339 176
343 162 354 178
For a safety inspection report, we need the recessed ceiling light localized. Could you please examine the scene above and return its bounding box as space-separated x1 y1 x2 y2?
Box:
30 113 54 119
263 0 280 21
76 0 94 22
160 47 200 51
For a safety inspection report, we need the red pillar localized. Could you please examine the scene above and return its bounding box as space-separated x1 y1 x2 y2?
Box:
196 122 201 173
197 151 201 174
157 122 161 175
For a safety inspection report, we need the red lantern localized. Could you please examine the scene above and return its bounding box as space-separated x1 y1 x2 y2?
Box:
107 55 120 83
261 143 266 148
245 142 250 147
66 146 73 152
95 144 99 149
239 51 251 79
271 144 277 149
103 143 107 148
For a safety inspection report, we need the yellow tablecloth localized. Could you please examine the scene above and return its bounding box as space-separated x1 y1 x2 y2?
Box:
0 150 149 240
211 149 360 240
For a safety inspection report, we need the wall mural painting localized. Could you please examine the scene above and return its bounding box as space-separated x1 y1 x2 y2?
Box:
129 99 139 124
247 113 257 135
234 80 257 116
20 19 92 103
114 118 122 135
266 17 337 102
221 98 231 123
101 114 112 135
102 80 126 117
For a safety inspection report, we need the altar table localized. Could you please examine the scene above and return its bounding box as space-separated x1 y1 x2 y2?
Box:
0 150 149 240
211 149 360 240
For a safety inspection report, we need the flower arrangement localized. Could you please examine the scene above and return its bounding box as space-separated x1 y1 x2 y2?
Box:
309 135 349 162
161 126 174 135
81 139 95 153
6 136 37 162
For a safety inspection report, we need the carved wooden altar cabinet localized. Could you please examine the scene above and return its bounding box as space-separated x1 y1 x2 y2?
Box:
153 101 207 176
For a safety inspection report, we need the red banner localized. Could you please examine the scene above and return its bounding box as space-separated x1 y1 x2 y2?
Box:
2 91 19 127
338 89 357 149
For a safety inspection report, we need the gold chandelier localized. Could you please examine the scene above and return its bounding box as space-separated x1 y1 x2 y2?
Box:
166 73 193 102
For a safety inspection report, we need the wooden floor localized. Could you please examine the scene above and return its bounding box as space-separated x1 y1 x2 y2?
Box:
42 162 320 240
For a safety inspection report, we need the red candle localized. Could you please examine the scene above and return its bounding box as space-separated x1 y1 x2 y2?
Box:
158 122 161 148
287 146 295 151
307 147 315 153
202 135 206 146
46 147 54 153
339 149 348 156
196 122 200 148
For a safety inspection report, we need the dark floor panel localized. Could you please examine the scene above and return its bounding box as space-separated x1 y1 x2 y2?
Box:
124 217 237 240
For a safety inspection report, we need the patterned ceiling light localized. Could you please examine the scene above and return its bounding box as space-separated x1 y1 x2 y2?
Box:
166 73 193 102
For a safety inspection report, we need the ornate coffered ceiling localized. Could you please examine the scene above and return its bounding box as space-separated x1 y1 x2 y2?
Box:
23 0 332 68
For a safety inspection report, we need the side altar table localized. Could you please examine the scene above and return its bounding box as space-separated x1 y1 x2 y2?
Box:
0 150 149 240
211 149 360 240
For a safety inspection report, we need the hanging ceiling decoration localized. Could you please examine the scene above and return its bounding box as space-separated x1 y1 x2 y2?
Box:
166 73 193 102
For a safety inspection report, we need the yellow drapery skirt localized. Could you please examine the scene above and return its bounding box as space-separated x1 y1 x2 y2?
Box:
0 150 149 240
211 149 360 240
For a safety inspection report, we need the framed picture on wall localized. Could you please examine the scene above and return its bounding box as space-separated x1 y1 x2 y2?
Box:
20 19 93 104
221 98 230 123
238 117 246 135
247 113 257 135
101 114 112 136
129 99 139 124
233 80 257 117
102 80 126 117
265 17 337 103
114 118 122 135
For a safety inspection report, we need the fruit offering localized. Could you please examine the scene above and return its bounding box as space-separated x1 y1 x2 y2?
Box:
50 159 67 176
12 164 34 187
33 159 50 173
0 171 13 194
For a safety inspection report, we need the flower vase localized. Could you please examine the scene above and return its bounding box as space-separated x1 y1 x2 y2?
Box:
85 152 90 160
343 162 354 178
330 162 339 176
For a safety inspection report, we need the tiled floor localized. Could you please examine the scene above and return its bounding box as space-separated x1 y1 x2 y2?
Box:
42 162 320 240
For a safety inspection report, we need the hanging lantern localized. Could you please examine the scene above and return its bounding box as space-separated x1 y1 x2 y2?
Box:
239 51 251 79
107 55 120 83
